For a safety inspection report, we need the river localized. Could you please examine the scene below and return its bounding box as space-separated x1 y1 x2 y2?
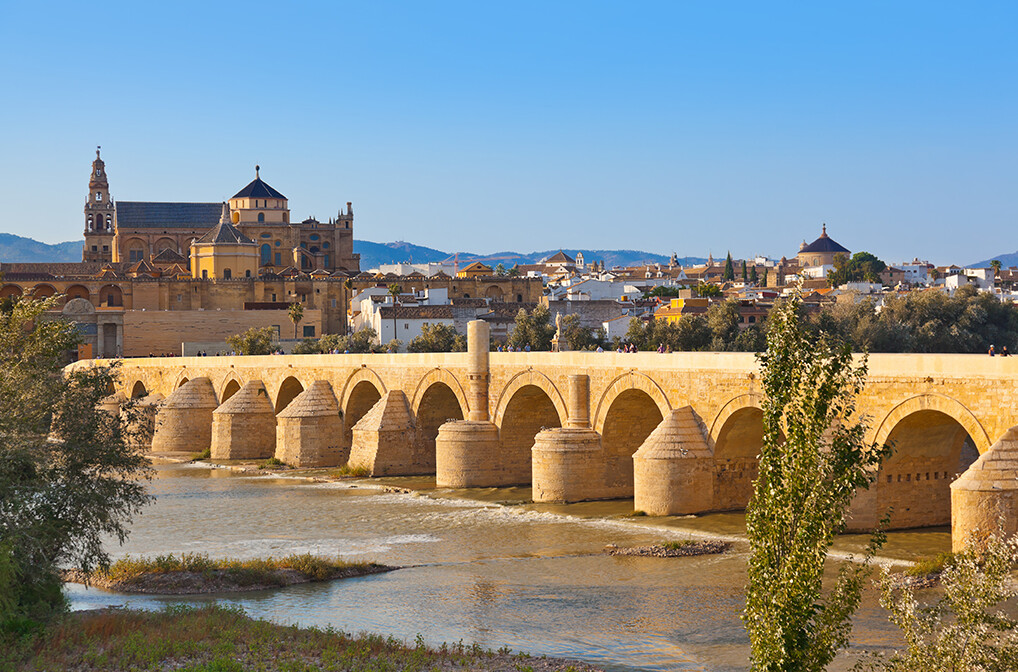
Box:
66 462 944 671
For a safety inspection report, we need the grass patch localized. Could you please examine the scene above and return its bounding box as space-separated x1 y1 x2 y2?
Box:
905 551 956 577
191 448 211 461
64 553 394 593
258 457 287 470
0 604 602 671
333 463 371 478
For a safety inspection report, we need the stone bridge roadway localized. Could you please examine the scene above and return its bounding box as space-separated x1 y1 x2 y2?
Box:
98 323 1018 550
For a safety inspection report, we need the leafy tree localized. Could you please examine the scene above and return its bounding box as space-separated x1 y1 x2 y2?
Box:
288 302 304 339
507 305 556 351
507 266 520 277
226 326 276 355
827 251 887 287
706 299 742 351
723 252 735 281
559 313 604 351
379 338 402 353
866 531 1018 672
494 263 507 276
762 268 769 286
741 260 748 282
407 324 467 353
750 266 759 284
697 282 723 298
990 259 1002 275
291 338 320 354
645 285 687 299
0 296 151 625
743 287 888 672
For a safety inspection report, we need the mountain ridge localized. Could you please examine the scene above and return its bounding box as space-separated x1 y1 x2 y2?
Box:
0 233 704 270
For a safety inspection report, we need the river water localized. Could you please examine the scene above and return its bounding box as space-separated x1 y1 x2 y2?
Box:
65 463 943 671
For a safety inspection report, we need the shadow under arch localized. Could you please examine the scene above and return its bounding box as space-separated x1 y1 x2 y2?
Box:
592 371 671 435
855 398 983 530
497 382 563 484
410 368 469 419
341 374 385 449
414 380 466 472
599 387 665 495
221 379 242 403
130 380 148 399
274 376 305 413
710 393 766 512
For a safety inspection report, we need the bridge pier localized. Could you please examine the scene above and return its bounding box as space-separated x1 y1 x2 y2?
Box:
125 392 162 450
436 320 505 487
275 381 344 467
951 426 1018 552
211 380 275 460
349 390 423 475
151 377 219 454
532 374 608 502
633 406 715 515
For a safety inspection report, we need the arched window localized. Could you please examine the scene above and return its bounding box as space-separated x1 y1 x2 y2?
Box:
324 254 330 268
258 212 265 223
245 270 251 278
323 242 330 249
260 244 271 265
223 268 232 280
95 193 102 201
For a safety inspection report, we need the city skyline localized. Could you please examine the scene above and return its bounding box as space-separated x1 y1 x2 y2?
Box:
1 2 1015 265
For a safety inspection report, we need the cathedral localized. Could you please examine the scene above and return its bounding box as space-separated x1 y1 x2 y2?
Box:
82 148 360 275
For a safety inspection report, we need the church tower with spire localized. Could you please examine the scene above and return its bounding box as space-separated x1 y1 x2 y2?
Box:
82 146 116 263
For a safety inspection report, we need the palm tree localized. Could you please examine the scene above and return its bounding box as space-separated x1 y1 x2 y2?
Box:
991 259 1002 276
288 301 304 339
387 283 402 344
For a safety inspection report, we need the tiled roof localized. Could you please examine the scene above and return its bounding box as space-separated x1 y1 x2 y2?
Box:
151 248 187 264
378 305 454 319
800 230 849 255
544 250 575 263
231 176 286 200
195 220 255 245
116 202 221 229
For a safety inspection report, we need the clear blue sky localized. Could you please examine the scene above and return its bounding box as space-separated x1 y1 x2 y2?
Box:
1 1 1015 264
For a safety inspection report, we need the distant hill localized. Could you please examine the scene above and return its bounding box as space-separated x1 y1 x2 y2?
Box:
0 233 83 263
0 233 705 272
970 252 1018 269
354 240 702 271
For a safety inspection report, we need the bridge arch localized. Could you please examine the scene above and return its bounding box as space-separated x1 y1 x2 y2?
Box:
220 377 243 403
173 370 192 392
340 368 387 448
867 394 986 529
413 375 467 471
493 371 567 429
592 371 671 435
599 387 666 494
274 376 305 413
0 284 22 299
871 394 989 454
495 371 566 482
130 380 148 398
410 368 470 418
710 393 765 511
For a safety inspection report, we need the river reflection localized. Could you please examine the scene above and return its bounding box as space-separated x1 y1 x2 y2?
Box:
66 463 926 671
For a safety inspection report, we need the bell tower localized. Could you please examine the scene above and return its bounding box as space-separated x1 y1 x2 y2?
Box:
83 146 116 263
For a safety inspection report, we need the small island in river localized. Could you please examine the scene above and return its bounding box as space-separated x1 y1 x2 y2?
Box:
62 552 397 595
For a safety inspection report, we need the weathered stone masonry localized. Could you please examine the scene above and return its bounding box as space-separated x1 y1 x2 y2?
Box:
86 323 1018 550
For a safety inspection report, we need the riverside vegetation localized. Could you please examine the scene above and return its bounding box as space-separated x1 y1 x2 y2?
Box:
61 552 395 594
3 291 1018 671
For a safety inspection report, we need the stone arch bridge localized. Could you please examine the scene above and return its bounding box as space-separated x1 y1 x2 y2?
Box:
94 322 1018 549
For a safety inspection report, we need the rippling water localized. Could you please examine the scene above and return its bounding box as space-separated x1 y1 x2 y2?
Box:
65 463 937 671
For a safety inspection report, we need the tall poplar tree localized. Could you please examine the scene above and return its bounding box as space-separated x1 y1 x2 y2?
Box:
743 287 888 671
